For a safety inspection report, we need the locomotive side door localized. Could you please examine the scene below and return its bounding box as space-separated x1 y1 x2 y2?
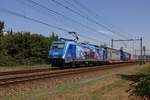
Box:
66 44 76 62
70 44 76 60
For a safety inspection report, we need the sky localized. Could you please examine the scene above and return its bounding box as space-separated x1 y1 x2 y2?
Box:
0 0 150 55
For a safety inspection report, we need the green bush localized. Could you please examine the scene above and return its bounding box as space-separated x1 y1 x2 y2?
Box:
130 75 150 99
121 74 150 100
0 21 59 66
0 31 58 66
120 72 150 100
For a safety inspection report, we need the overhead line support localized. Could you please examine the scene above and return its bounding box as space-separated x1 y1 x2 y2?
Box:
111 37 143 65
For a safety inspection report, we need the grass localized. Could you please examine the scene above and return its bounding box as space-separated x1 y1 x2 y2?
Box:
0 64 51 72
1 64 150 100
118 64 150 99
48 64 150 100
89 79 129 100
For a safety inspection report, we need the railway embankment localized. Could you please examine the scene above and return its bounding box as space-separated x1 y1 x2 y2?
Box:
0 64 50 72
0 64 149 100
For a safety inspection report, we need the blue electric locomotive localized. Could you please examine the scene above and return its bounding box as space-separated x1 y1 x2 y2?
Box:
48 38 106 67
49 38 75 66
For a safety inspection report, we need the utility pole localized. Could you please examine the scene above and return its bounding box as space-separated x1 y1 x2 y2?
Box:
111 39 113 48
143 46 146 64
140 37 143 64
111 38 143 65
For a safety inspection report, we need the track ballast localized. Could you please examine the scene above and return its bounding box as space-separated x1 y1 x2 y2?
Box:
0 62 138 86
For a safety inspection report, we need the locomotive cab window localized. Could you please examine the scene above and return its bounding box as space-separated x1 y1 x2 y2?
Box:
51 43 65 49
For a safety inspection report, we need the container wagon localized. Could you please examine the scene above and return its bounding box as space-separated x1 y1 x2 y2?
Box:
105 47 121 64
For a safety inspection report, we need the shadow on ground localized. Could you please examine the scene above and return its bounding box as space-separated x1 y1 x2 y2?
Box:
117 74 150 82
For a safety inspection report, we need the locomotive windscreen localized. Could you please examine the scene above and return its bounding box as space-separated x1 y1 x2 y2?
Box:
51 43 65 49
49 43 65 58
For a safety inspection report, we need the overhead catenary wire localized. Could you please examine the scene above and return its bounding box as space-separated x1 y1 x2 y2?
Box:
0 8 69 32
70 0 117 34
62 0 129 47
72 0 132 39
63 0 110 28
51 0 89 21
75 0 98 15
72 0 133 48
51 0 118 39
15 0 108 45
0 8 108 45
63 0 116 35
72 0 105 21
16 0 90 36
73 0 134 38
25 0 112 39
63 0 84 14
50 0 129 48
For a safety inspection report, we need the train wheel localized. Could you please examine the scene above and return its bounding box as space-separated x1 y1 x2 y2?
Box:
51 64 56 67
70 62 76 67
87 62 91 67
85 61 89 67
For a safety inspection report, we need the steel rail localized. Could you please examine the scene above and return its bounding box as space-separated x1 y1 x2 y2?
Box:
0 63 137 86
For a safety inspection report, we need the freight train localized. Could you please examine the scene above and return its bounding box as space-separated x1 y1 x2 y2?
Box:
48 38 131 67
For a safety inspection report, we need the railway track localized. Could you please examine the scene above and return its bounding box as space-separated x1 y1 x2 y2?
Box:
0 62 138 86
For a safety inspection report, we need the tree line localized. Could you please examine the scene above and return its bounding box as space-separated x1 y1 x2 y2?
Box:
0 21 58 66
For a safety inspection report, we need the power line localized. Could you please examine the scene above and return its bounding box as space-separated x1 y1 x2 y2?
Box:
16 0 108 44
51 0 120 39
63 0 84 14
72 0 131 39
0 7 107 45
51 0 130 50
16 0 88 35
63 0 118 36
72 0 131 48
73 0 102 21
51 0 87 20
16 0 55 19
64 0 104 26
26 0 111 39
0 8 69 32
62 0 129 47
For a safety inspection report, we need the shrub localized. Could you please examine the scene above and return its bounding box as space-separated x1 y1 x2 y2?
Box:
128 74 150 100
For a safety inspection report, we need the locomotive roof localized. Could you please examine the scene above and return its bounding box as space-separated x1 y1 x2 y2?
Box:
52 38 130 54
59 38 76 42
